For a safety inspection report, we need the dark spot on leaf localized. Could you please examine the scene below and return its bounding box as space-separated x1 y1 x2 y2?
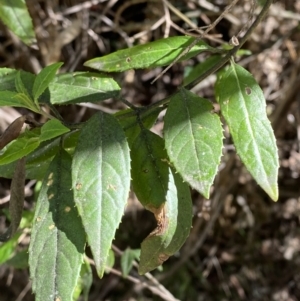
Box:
126 57 131 63
143 169 149 173
245 87 252 95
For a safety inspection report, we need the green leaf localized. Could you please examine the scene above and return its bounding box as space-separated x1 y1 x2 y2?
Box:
13 93 40 113
15 71 30 96
105 249 115 273
39 119 70 142
0 90 38 112
0 90 20 107
6 249 29 269
72 112 131 277
73 260 93 301
0 129 40 165
0 233 21 264
29 149 86 301
0 130 79 180
131 130 169 209
0 68 38 111
0 0 36 45
116 108 161 146
32 62 63 102
164 88 223 198
84 36 216 72
39 72 120 105
215 62 279 201
138 169 193 275
19 210 34 229
0 158 26 242
183 55 222 86
121 248 140 278
0 68 36 93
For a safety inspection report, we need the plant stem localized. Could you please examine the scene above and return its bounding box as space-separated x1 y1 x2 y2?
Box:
143 0 273 112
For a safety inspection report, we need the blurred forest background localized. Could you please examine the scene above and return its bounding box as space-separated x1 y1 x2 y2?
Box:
0 0 300 300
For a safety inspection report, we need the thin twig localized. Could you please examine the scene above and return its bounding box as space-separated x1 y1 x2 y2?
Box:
15 282 32 301
185 0 273 89
112 245 176 300
86 254 179 301
107 267 180 301
162 0 171 38
151 0 240 84
140 0 273 115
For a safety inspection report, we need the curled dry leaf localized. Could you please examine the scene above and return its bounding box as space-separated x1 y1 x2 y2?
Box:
0 157 26 241
0 115 27 150
138 169 193 275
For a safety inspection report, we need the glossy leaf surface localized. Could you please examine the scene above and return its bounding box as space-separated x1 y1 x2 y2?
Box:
164 88 223 198
72 112 130 277
215 63 279 201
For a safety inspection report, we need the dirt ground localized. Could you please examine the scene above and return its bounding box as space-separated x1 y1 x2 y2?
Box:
0 1 300 300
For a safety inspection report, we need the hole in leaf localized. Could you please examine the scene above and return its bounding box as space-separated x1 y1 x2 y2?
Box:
245 87 252 95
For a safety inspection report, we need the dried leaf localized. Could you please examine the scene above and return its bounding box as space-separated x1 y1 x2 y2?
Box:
0 157 26 242
0 115 26 150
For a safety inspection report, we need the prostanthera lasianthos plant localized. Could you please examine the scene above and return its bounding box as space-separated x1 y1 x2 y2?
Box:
0 1 277 300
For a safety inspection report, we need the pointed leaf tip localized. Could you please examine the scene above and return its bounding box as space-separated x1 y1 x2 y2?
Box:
215 63 279 201
72 112 131 277
164 88 223 198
